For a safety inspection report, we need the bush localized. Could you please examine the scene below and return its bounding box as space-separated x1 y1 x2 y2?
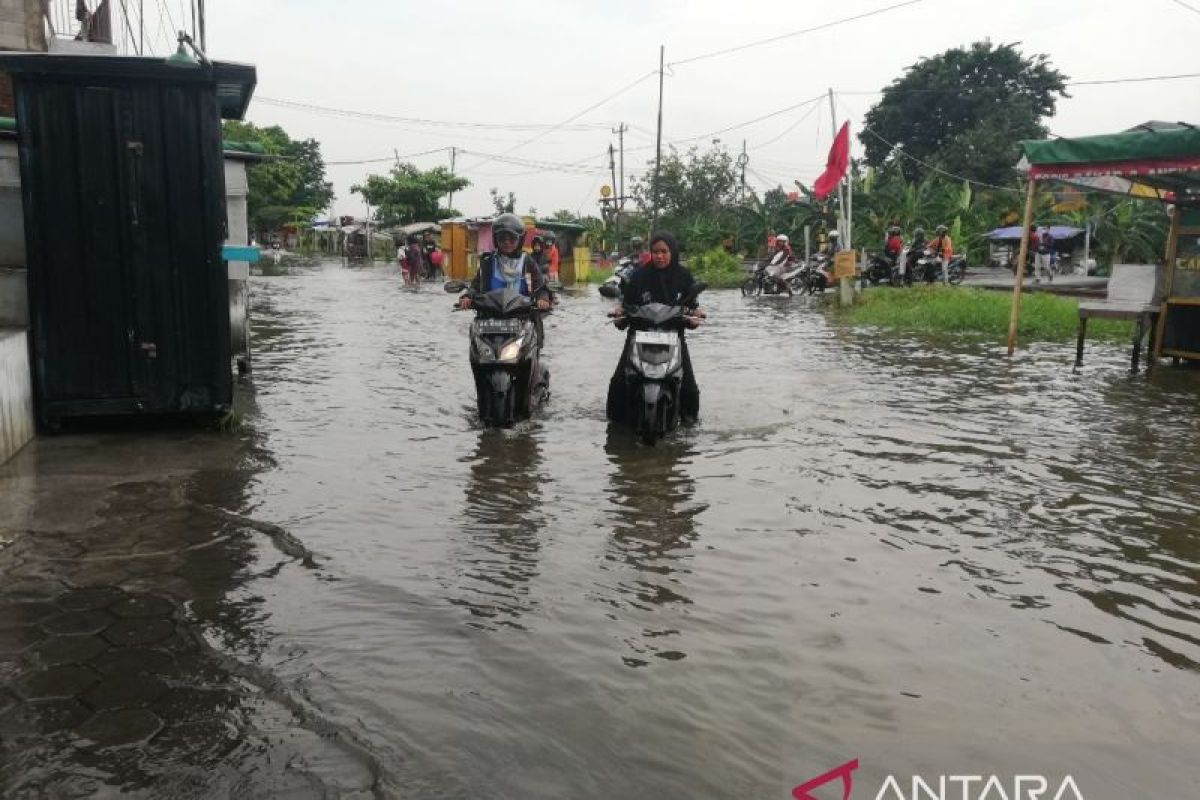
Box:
846 285 1133 342
687 247 745 289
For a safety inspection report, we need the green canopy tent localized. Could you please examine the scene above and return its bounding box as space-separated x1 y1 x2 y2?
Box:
1007 122 1200 355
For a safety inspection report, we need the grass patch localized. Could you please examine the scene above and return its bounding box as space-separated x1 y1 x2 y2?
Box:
688 247 746 289
845 286 1134 343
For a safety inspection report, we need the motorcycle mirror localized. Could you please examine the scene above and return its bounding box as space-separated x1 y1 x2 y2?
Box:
443 280 467 293
598 284 620 299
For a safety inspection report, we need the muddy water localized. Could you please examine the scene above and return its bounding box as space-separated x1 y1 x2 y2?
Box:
3 256 1199 798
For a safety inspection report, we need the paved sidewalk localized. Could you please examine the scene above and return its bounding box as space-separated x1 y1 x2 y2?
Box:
0 428 372 797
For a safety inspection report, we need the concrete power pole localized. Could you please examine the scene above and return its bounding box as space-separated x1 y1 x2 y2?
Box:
446 146 458 212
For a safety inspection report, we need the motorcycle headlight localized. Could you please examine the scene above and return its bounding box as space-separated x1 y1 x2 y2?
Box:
499 339 522 362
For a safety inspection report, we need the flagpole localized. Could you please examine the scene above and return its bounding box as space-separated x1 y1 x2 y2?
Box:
828 88 853 304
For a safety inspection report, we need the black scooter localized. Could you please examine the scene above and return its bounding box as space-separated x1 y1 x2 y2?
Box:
446 281 549 426
599 257 637 299
610 282 706 445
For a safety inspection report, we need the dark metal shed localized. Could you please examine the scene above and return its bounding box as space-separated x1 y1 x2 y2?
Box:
0 53 256 427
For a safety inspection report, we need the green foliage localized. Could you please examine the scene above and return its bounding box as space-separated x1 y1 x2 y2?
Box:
861 42 1069 186
631 144 740 223
548 209 581 223
352 165 469 227
688 247 745 288
222 121 334 238
490 188 516 215
847 286 1132 342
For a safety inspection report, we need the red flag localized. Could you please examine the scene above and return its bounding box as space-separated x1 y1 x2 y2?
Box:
812 122 850 200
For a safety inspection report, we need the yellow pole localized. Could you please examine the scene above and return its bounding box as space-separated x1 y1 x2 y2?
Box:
1007 176 1038 356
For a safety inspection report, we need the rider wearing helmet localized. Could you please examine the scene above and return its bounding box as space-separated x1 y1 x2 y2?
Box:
627 235 650 267
530 234 547 273
930 224 953 260
766 234 794 293
823 229 842 256
884 225 903 260
460 213 551 321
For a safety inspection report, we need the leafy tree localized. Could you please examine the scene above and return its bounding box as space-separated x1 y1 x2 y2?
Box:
630 144 740 222
548 209 580 223
351 165 469 227
861 42 1068 186
222 121 334 238
489 188 516 215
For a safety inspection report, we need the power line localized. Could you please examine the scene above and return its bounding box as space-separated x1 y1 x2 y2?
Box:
1167 0 1200 16
668 0 927 67
857 122 1021 194
326 147 451 166
750 100 824 149
254 97 613 132
460 70 659 171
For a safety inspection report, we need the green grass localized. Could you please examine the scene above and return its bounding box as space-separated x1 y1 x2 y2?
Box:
845 286 1134 343
688 247 747 289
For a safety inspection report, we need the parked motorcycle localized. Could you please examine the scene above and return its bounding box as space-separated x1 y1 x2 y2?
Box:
611 282 706 446
799 253 834 295
945 254 967 285
862 252 900 286
445 281 549 427
599 256 637 299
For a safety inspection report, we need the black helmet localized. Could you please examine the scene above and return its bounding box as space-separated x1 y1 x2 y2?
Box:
531 234 545 246
935 224 948 234
631 235 643 245
543 232 556 244
492 213 524 244
913 226 925 237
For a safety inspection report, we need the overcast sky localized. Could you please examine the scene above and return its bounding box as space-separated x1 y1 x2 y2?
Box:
176 0 1200 218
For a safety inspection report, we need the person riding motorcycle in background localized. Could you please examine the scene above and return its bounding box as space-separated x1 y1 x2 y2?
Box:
459 213 551 340
627 235 650 267
884 225 903 263
766 234 794 293
530 234 548 275
823 229 842 256
930 224 953 260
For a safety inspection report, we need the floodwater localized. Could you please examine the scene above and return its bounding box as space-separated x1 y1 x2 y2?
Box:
2 256 1198 798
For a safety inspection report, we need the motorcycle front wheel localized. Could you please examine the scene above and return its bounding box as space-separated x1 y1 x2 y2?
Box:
948 268 965 286
741 277 761 297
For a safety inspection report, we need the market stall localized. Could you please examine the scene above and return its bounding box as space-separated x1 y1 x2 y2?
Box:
1009 122 1200 358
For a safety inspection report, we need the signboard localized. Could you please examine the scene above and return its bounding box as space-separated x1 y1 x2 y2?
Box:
600 185 612 198
833 250 858 280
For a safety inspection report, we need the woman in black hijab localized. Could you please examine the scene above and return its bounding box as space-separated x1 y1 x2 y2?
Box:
607 231 702 423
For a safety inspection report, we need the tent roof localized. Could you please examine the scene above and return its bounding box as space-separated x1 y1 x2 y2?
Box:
1021 122 1200 199
986 225 1083 241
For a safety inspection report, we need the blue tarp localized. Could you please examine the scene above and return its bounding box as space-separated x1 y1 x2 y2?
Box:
985 225 1083 241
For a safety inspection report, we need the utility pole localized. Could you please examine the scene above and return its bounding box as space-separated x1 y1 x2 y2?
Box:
612 122 627 213
197 0 206 53
738 139 748 204
190 1 196 44
139 0 144 55
446 146 458 212
652 45 665 226
609 142 620 245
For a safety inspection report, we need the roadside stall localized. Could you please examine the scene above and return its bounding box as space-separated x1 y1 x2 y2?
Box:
985 225 1087 274
1008 122 1200 360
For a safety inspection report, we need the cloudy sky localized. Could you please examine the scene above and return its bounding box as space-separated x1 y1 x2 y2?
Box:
146 1 1200 218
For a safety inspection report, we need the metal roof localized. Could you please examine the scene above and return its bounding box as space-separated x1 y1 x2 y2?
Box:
0 53 257 120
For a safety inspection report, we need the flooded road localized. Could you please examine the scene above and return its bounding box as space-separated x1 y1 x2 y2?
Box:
3 256 1199 798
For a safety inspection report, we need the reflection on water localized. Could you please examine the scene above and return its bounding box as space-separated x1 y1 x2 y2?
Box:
4 256 1198 797
451 430 546 630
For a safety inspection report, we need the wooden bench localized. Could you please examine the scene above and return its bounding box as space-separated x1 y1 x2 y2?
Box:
1075 263 1161 372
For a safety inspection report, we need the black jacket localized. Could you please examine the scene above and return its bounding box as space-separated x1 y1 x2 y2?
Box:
469 252 549 301
623 262 696 307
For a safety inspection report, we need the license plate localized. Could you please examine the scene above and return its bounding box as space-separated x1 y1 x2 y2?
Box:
477 318 521 334
635 331 676 346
